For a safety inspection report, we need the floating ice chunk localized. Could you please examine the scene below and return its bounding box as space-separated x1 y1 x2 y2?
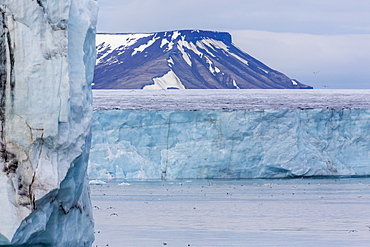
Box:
89 180 107 185
118 182 131 186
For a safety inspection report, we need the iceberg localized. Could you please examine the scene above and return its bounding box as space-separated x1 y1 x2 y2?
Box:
89 89 370 180
0 0 98 245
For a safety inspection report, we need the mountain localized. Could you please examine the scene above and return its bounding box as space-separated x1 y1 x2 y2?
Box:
94 30 312 89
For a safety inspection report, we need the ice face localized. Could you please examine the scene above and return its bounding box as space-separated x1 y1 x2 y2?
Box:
89 90 370 180
0 0 98 245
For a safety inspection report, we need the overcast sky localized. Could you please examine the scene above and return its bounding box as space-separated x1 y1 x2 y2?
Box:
97 0 370 89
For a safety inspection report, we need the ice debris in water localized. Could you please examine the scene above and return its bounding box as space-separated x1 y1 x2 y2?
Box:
89 180 107 185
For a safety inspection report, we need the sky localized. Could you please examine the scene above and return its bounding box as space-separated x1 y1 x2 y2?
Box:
97 0 370 89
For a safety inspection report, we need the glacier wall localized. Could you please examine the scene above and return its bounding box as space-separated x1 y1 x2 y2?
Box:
0 0 98 245
89 108 370 180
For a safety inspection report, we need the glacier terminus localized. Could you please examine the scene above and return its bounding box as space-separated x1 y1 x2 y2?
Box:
90 89 370 180
0 0 98 245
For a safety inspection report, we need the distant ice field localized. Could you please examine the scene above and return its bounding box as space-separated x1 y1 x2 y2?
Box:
93 89 370 111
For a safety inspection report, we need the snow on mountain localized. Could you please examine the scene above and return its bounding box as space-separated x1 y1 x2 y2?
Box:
94 30 313 89
0 0 97 245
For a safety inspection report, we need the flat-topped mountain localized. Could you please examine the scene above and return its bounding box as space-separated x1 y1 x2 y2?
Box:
94 30 312 89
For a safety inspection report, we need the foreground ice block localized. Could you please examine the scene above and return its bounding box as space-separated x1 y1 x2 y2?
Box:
0 0 97 245
89 90 370 180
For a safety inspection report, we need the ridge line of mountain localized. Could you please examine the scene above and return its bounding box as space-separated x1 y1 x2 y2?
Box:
94 29 313 90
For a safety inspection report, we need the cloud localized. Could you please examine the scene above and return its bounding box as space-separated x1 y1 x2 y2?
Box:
96 0 370 88
230 30 370 88
97 0 370 35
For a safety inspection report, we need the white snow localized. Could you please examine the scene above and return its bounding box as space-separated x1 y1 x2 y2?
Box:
196 40 216 57
166 41 174 51
96 33 152 64
143 70 185 90
132 36 160 56
179 40 204 57
205 56 221 75
291 79 298 85
160 38 169 48
200 38 249 66
176 44 192 66
259 67 269 74
201 38 230 51
230 53 249 66
172 31 181 40
167 57 174 67
232 79 240 89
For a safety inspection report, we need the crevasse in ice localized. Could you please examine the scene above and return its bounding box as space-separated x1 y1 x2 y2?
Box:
0 0 98 245
89 90 370 180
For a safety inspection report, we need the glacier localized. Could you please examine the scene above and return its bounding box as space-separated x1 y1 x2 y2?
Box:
89 89 370 180
0 0 98 245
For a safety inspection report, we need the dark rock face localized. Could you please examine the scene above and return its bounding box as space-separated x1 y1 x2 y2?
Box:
94 30 312 89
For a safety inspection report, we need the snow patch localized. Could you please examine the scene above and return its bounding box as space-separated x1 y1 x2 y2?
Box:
232 79 240 89
96 33 151 64
172 31 181 40
200 39 249 66
179 40 204 57
132 36 160 56
230 53 249 66
205 56 221 75
177 44 192 66
160 39 169 48
167 57 174 67
196 40 216 57
144 70 185 90
259 67 269 74
291 80 298 85
202 39 229 51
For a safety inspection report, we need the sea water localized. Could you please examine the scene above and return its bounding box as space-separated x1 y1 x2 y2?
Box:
91 178 370 247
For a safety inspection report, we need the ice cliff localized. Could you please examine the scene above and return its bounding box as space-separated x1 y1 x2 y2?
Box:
89 90 370 180
0 0 98 245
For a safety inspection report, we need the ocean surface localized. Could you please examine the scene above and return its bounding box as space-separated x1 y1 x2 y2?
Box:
91 178 370 247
